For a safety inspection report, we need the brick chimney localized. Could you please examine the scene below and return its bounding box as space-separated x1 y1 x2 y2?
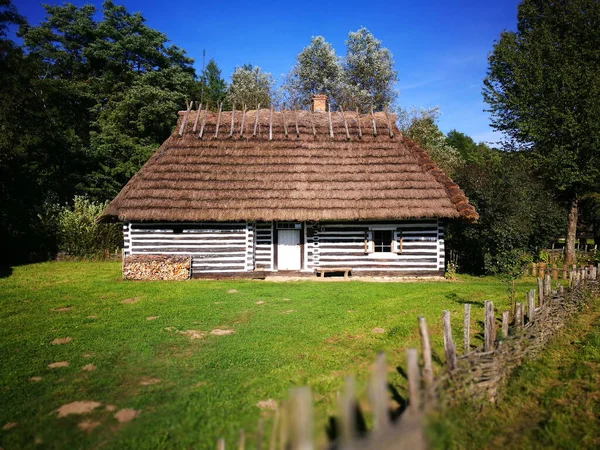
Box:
311 94 327 112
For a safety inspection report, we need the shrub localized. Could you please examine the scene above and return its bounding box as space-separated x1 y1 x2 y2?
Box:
58 196 121 257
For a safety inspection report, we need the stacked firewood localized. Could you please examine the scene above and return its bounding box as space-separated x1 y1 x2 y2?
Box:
123 255 191 280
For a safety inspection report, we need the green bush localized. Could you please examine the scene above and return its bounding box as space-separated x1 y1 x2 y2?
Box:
58 197 121 257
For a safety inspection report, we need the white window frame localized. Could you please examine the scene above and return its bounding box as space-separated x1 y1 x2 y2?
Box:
365 227 402 258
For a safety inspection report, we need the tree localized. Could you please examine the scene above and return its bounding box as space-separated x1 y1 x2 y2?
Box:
227 64 273 108
200 58 229 109
399 107 463 177
483 0 600 265
344 28 398 111
284 36 343 108
446 130 496 164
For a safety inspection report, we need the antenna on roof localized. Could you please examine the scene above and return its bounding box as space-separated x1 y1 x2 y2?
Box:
178 101 193 137
192 102 202 133
269 105 273 141
370 105 377 137
253 104 260 137
327 102 334 139
240 104 247 137
384 106 394 138
229 105 235 138
293 103 299 137
340 106 350 140
199 103 209 139
200 48 205 104
355 107 363 139
281 103 288 138
215 102 222 138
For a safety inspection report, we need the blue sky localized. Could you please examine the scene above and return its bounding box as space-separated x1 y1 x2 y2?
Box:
15 0 521 144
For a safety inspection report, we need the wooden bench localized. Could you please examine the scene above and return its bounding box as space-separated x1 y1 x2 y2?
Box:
315 267 352 278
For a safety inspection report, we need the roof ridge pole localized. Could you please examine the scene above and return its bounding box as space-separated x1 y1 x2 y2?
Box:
253 103 261 137
214 102 223 138
269 105 273 141
281 103 288 137
240 104 247 137
370 105 377 137
229 104 236 138
355 107 363 139
328 102 334 139
384 105 394 138
178 100 193 137
192 102 202 133
199 103 209 139
340 106 350 140
293 103 300 137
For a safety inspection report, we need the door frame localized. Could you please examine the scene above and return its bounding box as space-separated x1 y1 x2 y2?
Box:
273 222 304 271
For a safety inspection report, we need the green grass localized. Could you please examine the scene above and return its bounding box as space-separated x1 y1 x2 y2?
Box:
428 293 600 449
0 261 538 449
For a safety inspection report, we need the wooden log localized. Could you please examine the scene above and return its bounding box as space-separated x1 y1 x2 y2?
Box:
253 104 261 136
501 311 509 338
544 274 551 298
229 105 236 137
192 102 202 132
217 437 225 450
199 104 209 139
531 262 537 277
406 348 421 413
310 110 316 136
484 300 495 351
418 317 433 387
178 101 193 136
288 387 313 450
442 310 457 371
369 352 390 432
370 105 377 136
327 103 334 139
281 105 288 137
527 291 535 323
551 264 558 280
384 106 394 138
355 107 362 138
240 105 247 137
515 303 523 329
269 106 273 141
238 430 246 450
337 376 357 446
562 264 568 279
293 104 299 137
215 102 223 137
339 106 350 140
463 303 471 354
537 278 544 306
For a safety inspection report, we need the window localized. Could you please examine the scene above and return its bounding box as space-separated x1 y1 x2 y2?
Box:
373 230 392 252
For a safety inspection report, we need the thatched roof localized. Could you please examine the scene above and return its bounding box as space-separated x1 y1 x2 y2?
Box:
99 107 478 223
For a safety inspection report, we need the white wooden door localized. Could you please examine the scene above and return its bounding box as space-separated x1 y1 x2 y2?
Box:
278 230 301 270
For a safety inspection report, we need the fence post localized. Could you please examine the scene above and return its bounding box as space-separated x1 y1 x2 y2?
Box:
217 438 225 450
406 348 421 413
463 304 471 354
515 303 523 330
537 278 544 306
558 284 564 295
569 270 575 288
527 291 535 323
442 310 457 371
551 264 558 280
531 262 536 277
418 317 434 388
238 429 246 450
256 419 263 450
484 300 495 351
268 406 280 450
544 274 551 298
288 387 313 450
502 311 509 338
369 353 390 433
337 377 357 446
562 264 568 279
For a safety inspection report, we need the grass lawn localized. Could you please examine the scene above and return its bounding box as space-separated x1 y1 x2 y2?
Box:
428 292 600 449
0 261 538 449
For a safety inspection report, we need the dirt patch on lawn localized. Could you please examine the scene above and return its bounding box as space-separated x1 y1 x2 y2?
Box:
255 301 265 305
82 353 94 358
371 327 386 334
256 399 277 410
105 405 117 412
139 377 161 386
146 316 159 321
227 289 239 294
48 361 69 368
78 420 101 432
2 422 17 430
210 328 235 336
56 401 102 418
120 298 138 304
81 364 96 372
51 337 72 345
282 310 294 314
30 376 42 382
114 409 139 423
180 330 207 340
51 307 72 312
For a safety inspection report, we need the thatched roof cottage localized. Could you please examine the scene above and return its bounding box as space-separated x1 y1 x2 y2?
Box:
100 96 477 278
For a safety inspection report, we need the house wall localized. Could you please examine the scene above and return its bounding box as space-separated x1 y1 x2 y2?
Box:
124 220 445 277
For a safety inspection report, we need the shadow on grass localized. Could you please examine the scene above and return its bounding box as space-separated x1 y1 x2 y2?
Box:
326 403 369 443
0 266 13 279
445 292 484 308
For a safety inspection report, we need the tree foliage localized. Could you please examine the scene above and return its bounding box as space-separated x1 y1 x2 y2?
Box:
200 58 229 109
227 64 273 108
483 0 600 263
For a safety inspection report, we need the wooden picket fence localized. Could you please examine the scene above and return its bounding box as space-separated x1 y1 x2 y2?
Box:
214 265 599 450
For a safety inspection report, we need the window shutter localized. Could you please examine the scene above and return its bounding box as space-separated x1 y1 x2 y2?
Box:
364 231 374 253
393 231 402 254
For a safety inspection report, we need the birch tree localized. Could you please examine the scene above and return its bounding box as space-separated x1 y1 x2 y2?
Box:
227 64 273 108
